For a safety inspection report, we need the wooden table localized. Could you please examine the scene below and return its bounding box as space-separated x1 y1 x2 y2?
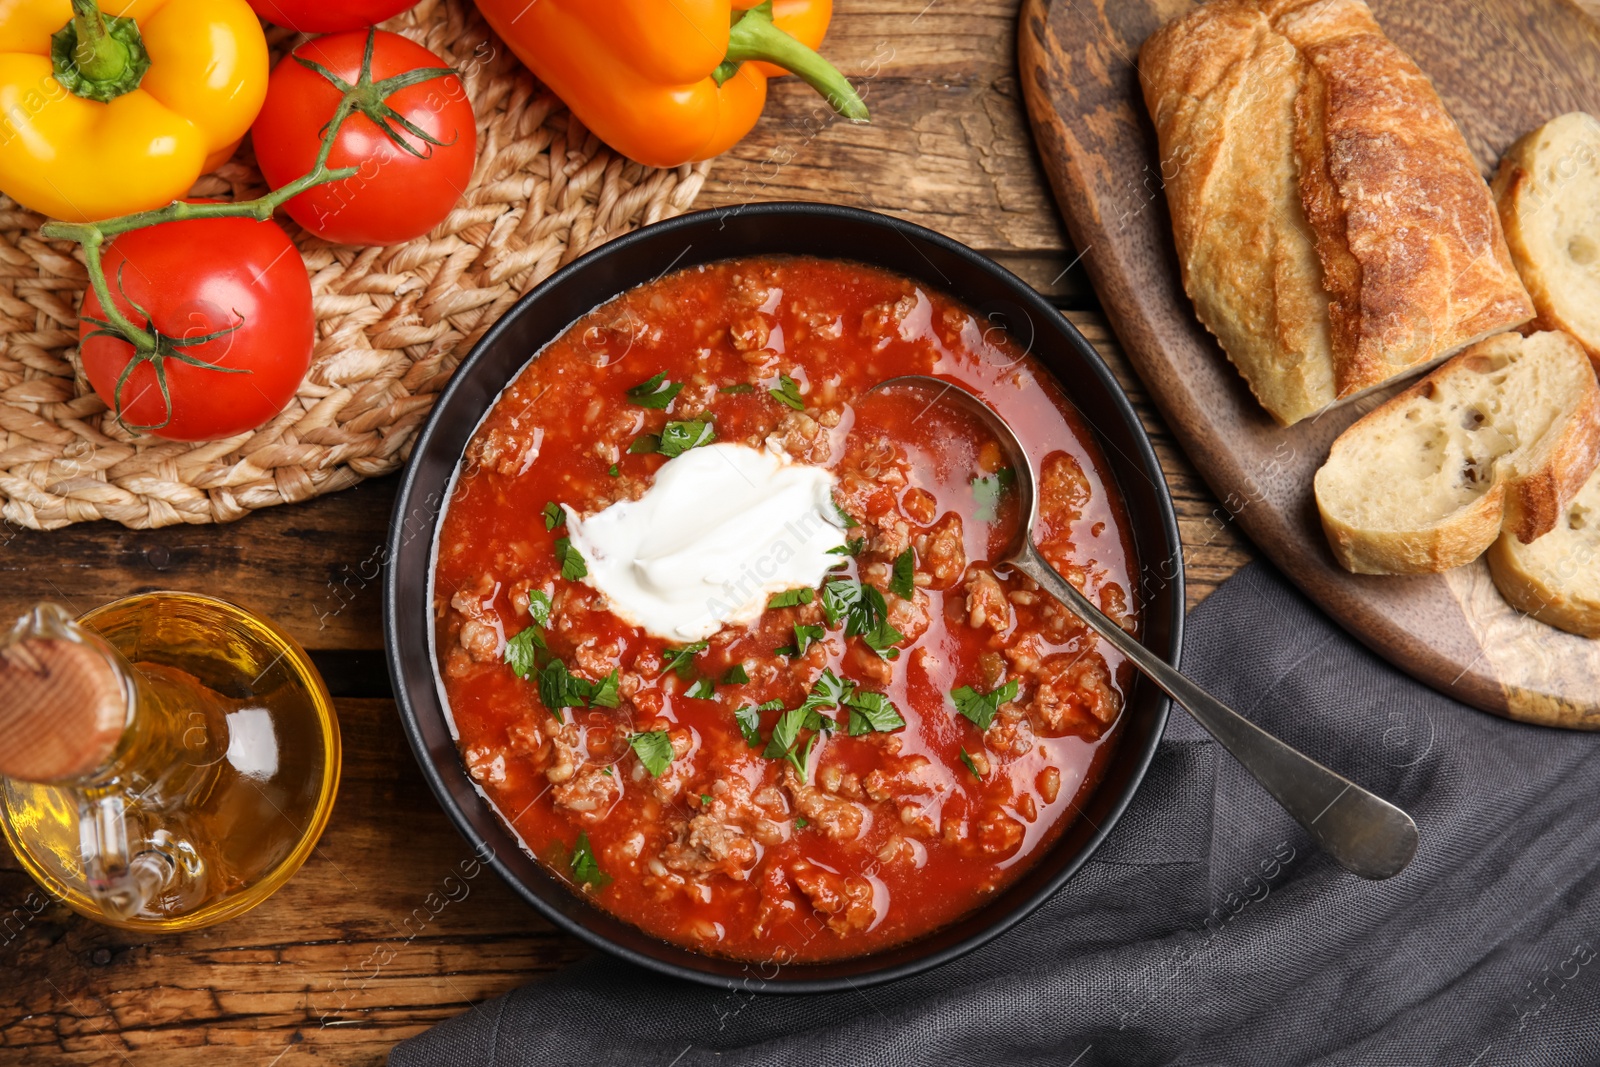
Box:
0 4 1252 1062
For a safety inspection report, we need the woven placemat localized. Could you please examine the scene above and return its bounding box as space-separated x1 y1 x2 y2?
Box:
0 0 711 531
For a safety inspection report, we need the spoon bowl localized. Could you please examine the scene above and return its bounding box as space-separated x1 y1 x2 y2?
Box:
870 375 1420 880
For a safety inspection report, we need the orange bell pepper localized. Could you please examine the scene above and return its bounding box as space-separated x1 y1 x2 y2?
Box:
473 0 867 169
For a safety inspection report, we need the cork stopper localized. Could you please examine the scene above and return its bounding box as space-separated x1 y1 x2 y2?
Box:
0 637 128 782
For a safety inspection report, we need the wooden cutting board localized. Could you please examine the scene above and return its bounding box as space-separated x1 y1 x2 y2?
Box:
1019 0 1600 728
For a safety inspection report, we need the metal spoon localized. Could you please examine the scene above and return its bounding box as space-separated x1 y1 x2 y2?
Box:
869 375 1419 880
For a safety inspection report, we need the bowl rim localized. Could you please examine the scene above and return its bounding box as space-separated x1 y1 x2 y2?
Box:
383 201 1184 993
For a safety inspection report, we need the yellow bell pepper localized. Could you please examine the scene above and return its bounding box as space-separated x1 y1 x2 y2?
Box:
0 0 268 222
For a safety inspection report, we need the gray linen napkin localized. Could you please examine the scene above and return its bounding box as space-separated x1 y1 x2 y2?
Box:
390 562 1600 1066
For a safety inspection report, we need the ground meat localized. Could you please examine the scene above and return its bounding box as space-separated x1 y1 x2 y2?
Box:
985 700 1036 759
662 774 783 879
869 516 911 559
572 635 625 684
915 514 965 588
789 859 877 934
506 715 546 758
887 589 931 643
672 379 719 420
464 426 541 477
1039 451 1092 532
1029 653 1122 738
975 808 1024 857
552 764 622 823
662 816 758 878
633 726 697 802
463 744 505 785
767 409 833 464
784 765 868 841
900 486 937 525
730 313 771 352
450 575 503 663
963 565 1011 632
546 723 622 822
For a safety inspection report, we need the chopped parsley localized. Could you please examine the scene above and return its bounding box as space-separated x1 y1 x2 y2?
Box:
972 467 1017 523
601 766 613 777
778 623 826 658
628 434 660 454
554 536 587 580
719 383 755 394
845 690 906 736
959 747 983 780
536 658 588 719
794 817 808 829
760 670 853 781
767 587 814 609
889 547 916 599
588 669 620 709
822 579 904 659
661 640 708 678
503 625 547 679
769 373 805 411
722 663 750 685
735 698 783 748
700 793 713 805
685 677 716 700
608 463 619 477
625 372 684 409
527 657 617 720
831 499 860 528
569 832 610 890
951 678 1020 731
526 589 552 628
826 537 866 557
657 419 716 458
630 731 675 777
542 501 565 531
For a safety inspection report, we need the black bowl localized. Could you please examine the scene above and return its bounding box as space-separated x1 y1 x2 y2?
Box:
383 202 1183 992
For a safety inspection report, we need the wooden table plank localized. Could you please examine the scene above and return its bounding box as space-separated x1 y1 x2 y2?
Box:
0 2 1254 1059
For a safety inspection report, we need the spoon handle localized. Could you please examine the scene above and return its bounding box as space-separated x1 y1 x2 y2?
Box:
1008 545 1418 880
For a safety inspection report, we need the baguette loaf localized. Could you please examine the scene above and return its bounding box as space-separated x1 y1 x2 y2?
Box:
1492 112 1600 368
1139 0 1534 425
1313 331 1600 574
1487 464 1600 638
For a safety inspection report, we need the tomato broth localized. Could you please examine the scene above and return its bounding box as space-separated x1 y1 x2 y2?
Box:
433 256 1139 962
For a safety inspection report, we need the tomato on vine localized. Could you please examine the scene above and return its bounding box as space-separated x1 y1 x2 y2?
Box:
77 214 315 442
246 0 418 33
251 30 476 246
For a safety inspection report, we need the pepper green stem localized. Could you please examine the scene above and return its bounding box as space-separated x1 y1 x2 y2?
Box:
52 0 150 103
719 1 869 121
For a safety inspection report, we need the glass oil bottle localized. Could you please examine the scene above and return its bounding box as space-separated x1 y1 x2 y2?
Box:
0 593 340 931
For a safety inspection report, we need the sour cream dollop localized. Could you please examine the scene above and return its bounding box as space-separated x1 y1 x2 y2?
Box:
564 443 847 642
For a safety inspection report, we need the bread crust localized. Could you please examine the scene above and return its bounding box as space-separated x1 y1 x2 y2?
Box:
1488 535 1600 638
1263 0 1535 396
1491 112 1600 370
1138 1 1336 425
1140 0 1535 422
1487 462 1600 638
1313 331 1600 574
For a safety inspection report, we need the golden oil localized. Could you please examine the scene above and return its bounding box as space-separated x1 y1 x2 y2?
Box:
0 592 340 932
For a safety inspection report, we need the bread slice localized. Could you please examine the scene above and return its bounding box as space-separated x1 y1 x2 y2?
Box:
1314 331 1600 574
1262 0 1536 398
1492 112 1600 369
1488 465 1600 638
1138 1 1338 425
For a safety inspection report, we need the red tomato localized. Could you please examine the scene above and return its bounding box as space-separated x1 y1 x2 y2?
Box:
79 214 315 442
246 0 416 32
251 31 476 247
